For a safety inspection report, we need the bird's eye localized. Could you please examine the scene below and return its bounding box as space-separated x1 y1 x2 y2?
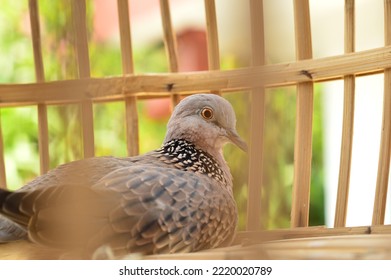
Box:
201 107 214 120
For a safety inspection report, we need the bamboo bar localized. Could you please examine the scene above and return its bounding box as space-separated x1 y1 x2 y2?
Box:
246 0 265 231
372 0 391 225
237 224 391 244
71 0 95 158
159 0 181 108
204 0 220 71
0 112 6 189
117 0 139 156
160 0 179 73
29 0 50 175
0 46 390 106
204 0 221 95
335 0 356 227
291 0 314 227
29 0 45 83
236 226 372 243
147 232 391 260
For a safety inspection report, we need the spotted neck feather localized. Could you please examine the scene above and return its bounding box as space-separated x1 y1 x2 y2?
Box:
155 139 230 186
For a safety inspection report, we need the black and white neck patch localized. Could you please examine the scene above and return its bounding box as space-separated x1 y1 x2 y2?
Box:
155 139 227 185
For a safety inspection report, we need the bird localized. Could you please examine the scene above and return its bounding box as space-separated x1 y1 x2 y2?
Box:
0 93 247 259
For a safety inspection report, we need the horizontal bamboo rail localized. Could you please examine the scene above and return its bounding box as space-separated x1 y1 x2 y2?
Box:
146 231 391 260
2 227 391 260
0 46 390 107
237 224 391 241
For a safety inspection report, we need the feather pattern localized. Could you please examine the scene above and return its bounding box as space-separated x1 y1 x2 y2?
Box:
0 94 246 258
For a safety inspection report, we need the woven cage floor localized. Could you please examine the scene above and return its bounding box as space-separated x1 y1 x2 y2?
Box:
1 234 391 260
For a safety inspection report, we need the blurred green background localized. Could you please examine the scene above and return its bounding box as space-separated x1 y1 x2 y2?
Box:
0 0 324 230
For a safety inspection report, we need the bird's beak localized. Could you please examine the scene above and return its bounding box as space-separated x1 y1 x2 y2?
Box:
227 130 248 153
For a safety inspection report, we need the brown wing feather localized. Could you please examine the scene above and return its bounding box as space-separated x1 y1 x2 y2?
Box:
90 165 237 255
0 154 164 243
0 163 237 257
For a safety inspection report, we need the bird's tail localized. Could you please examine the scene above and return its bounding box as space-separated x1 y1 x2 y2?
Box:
0 188 10 208
0 188 28 242
0 188 31 226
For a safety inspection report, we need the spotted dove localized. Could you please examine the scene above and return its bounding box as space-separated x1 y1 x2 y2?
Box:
0 93 247 257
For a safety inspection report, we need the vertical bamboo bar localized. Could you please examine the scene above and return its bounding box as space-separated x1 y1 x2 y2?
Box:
71 0 95 158
204 0 220 71
291 0 314 228
246 0 265 231
204 0 221 96
29 0 50 175
29 0 45 82
160 0 179 73
117 0 139 156
0 113 6 189
334 0 356 227
160 0 180 108
372 0 391 225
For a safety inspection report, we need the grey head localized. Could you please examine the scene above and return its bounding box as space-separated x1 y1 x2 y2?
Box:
164 94 247 163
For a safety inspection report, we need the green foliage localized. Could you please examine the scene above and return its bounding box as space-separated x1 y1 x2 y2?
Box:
224 92 250 230
47 105 83 168
262 88 296 229
309 86 325 226
0 2 34 83
259 86 325 229
2 107 38 190
133 43 169 74
0 2 36 189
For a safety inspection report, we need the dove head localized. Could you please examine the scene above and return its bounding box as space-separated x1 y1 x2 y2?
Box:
164 94 247 160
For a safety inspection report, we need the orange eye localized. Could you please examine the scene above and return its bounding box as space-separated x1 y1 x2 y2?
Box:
201 107 214 120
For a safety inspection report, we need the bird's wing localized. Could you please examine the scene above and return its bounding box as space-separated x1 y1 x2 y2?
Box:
91 165 238 255
17 156 140 192
0 155 155 242
0 165 237 256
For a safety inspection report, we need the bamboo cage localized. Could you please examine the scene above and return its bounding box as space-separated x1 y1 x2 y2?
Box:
1 0 391 260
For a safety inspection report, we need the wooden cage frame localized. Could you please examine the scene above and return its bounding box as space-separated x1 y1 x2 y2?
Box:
1 0 391 259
